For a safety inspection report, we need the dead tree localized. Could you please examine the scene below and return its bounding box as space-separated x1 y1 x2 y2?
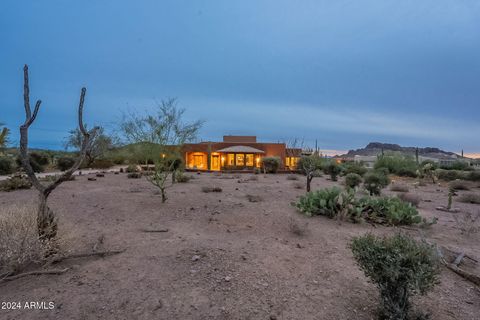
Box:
19 65 94 241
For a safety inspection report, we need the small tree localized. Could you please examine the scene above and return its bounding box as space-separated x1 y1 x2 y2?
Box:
298 155 323 192
19 65 95 241
351 233 439 320
323 160 342 181
345 173 362 190
65 125 113 167
0 123 9 151
120 98 203 202
261 156 281 173
364 170 390 195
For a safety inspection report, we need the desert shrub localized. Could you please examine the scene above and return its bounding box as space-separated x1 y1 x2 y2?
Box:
90 159 114 169
16 155 44 173
341 162 368 176
288 217 308 236
0 205 51 275
126 164 139 173
30 152 50 166
440 161 472 171
295 187 345 218
364 170 390 195
56 157 75 171
261 156 281 173
0 175 32 192
397 193 421 207
351 233 439 320
467 171 480 182
127 172 142 179
435 169 468 181
287 174 298 180
0 157 14 175
374 155 418 177
246 194 263 202
345 173 362 189
358 196 422 225
323 161 342 181
457 193 480 204
176 171 191 183
293 182 304 189
390 183 409 192
202 186 222 193
448 179 470 191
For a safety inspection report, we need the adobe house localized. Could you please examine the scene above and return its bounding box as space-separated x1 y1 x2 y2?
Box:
182 135 301 171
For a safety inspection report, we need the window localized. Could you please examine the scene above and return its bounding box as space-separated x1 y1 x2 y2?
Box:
236 154 244 166
227 154 235 166
193 155 204 168
286 157 299 168
246 154 254 166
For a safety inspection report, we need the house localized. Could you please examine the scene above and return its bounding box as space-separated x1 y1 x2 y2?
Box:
182 135 302 171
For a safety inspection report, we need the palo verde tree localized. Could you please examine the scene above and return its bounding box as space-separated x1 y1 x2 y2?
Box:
298 154 324 192
19 65 96 241
120 98 203 202
65 125 113 166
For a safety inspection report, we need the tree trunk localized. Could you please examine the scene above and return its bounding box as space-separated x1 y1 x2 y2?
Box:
306 175 312 192
160 188 167 203
37 193 57 241
171 170 176 184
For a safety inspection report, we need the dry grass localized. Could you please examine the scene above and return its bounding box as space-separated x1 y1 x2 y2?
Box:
457 193 480 204
293 182 304 189
452 211 480 235
246 194 263 202
201 186 222 193
288 216 308 236
449 180 471 191
0 205 49 276
287 174 299 181
397 193 421 207
390 183 409 192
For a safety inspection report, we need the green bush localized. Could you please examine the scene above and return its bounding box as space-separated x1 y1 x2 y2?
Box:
364 170 390 195
261 156 281 173
16 156 44 173
440 161 472 171
0 157 14 175
351 233 439 320
56 157 75 171
341 162 367 176
295 187 344 218
176 171 191 183
345 173 362 189
357 196 422 225
29 152 49 166
435 169 468 181
0 175 32 192
126 164 139 173
467 171 480 182
374 155 418 177
323 161 342 181
90 159 114 169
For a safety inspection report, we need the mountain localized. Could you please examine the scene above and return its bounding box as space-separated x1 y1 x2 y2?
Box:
341 142 463 160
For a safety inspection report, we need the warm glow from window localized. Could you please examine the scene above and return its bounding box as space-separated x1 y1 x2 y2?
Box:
227 154 234 166
236 154 245 166
246 154 254 166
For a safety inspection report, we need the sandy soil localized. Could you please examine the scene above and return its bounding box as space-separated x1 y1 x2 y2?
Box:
0 172 479 320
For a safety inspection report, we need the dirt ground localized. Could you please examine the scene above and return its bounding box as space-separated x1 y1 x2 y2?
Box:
0 172 479 320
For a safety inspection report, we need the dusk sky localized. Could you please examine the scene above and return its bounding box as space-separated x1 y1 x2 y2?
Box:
1 1 479 156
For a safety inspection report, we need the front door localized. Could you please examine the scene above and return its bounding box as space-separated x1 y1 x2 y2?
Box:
211 155 220 171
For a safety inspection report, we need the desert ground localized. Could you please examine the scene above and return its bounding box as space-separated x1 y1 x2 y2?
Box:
0 171 479 320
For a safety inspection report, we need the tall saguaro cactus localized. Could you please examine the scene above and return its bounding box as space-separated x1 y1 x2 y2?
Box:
19 65 94 241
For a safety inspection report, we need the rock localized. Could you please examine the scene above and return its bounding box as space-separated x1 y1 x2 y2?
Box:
88 177 96 181
224 276 232 282
96 173 105 177
191 255 201 262
270 315 277 320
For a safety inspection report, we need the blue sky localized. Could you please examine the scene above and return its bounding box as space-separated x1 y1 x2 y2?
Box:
1 0 479 155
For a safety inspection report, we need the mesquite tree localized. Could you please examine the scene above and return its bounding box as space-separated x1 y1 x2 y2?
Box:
298 155 324 192
19 65 95 241
120 98 203 202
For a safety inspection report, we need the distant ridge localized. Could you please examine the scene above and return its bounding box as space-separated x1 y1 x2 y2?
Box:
341 142 463 160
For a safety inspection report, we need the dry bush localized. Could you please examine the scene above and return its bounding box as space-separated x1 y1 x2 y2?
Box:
176 172 191 183
293 182 304 189
397 192 421 207
202 186 222 193
288 217 308 236
0 205 51 276
452 211 480 235
246 194 263 202
449 180 470 191
127 172 142 179
457 193 480 204
0 175 32 192
287 174 299 181
390 183 409 192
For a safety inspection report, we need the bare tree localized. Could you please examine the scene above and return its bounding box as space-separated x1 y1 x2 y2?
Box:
65 125 113 166
19 65 95 241
120 98 203 202
298 155 324 192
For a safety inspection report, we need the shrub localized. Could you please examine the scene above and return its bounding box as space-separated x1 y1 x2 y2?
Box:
374 155 418 177
0 205 51 275
246 194 263 202
202 186 222 193
0 175 32 192
448 180 470 191
397 193 421 207
358 196 422 225
126 164 139 173
0 157 14 175
390 183 409 192
457 193 480 204
30 152 49 166
364 170 390 195
288 217 308 236
293 182 304 189
287 174 298 180
90 159 114 169
323 161 342 181
56 157 75 171
351 233 439 320
127 172 142 179
341 162 367 176
345 173 362 189
261 157 281 173
440 161 472 171
176 172 191 183
467 171 480 182
295 187 344 218
435 169 468 181
16 155 44 173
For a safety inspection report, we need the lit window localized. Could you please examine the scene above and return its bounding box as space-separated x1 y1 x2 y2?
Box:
236 154 244 166
227 154 235 166
286 157 290 166
246 154 254 166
